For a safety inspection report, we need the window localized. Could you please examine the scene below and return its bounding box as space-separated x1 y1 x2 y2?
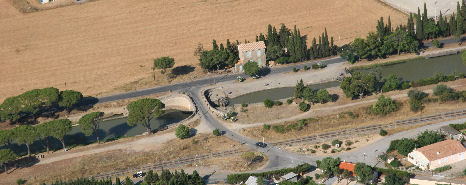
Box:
247 51 251 58
257 50 261 56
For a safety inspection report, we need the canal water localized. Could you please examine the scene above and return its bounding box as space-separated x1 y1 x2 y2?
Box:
230 53 466 105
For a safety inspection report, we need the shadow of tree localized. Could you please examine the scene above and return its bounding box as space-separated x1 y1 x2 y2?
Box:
172 65 195 76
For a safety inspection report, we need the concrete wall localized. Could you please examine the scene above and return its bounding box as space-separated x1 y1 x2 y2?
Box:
429 151 466 169
380 0 458 17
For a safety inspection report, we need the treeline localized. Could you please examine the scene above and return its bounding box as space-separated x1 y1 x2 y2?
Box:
199 39 240 71
342 1 466 63
45 169 204 185
0 87 85 124
340 71 465 99
199 24 338 71
387 130 444 156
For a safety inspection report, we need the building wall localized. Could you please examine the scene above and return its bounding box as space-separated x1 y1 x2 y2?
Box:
408 151 430 170
429 151 466 169
236 48 266 72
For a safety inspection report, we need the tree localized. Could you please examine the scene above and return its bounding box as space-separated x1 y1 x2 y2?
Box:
175 124 191 139
408 89 428 112
124 177 134 185
416 130 444 147
0 149 17 172
379 129 388 136
213 128 221 136
458 2 465 41
58 90 83 112
294 79 305 98
48 119 72 151
354 163 373 184
433 84 453 96
316 89 332 103
264 99 274 108
389 158 401 168
384 173 407 185
79 112 104 144
462 50 466 65
266 45 282 61
115 177 121 185
243 61 260 77
127 98 165 134
382 74 401 92
14 125 37 156
36 123 53 153
153 56 175 81
368 95 399 115
388 138 416 156
0 129 14 148
416 8 424 40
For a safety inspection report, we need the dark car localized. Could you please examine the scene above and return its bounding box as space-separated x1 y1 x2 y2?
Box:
133 171 145 178
255 142 267 148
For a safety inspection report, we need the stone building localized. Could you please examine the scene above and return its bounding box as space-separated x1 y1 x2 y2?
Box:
235 41 266 73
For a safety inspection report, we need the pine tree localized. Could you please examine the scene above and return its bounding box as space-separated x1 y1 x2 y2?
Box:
457 2 464 37
387 16 392 34
422 3 428 22
450 14 457 36
279 24 290 48
416 8 424 40
377 17 385 40
115 177 121 185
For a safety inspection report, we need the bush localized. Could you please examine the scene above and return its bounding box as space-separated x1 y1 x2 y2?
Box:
463 168 466 176
408 89 428 112
299 102 310 112
389 158 401 168
345 140 353 146
462 50 466 65
433 84 453 96
274 101 283 106
433 165 452 173
388 138 415 156
450 122 466 131
367 95 399 115
276 57 289 64
243 60 261 77
213 128 221 136
332 140 342 147
379 129 388 136
303 65 310 70
286 98 293 104
322 144 330 150
272 125 286 134
293 67 299 72
400 81 411 89
264 99 274 108
263 124 271 130
310 149 316 153
432 40 442 48
175 124 191 139
241 103 248 107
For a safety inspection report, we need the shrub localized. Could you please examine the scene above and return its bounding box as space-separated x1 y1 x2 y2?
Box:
175 124 191 139
263 124 271 130
367 95 399 115
389 158 401 168
432 39 442 48
463 168 466 176
400 81 411 89
274 101 283 106
416 130 444 147
433 84 453 96
379 129 388 136
408 89 428 112
433 165 452 173
299 102 310 112
345 140 353 146
332 140 342 147
276 57 289 64
462 50 466 65
293 67 299 72
388 138 415 156
272 125 286 134
286 98 293 104
241 103 248 107
331 149 337 153
322 144 330 150
226 163 312 184
264 99 274 108
303 65 310 70
213 128 221 136
243 60 261 77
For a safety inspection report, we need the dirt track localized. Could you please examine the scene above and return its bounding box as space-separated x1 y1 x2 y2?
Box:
0 0 407 101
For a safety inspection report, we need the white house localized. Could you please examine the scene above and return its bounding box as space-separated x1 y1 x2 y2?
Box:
408 140 466 170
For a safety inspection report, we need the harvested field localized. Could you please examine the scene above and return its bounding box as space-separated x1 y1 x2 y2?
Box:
0 0 407 101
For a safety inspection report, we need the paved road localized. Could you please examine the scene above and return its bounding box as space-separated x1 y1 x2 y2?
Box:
97 57 345 103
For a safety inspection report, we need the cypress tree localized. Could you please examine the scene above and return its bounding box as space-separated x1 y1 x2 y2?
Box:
377 17 385 40
219 43 224 51
416 8 424 40
212 40 218 50
422 3 428 22
458 2 464 37
267 24 273 46
450 14 457 36
387 16 392 34
279 24 290 48
408 13 415 37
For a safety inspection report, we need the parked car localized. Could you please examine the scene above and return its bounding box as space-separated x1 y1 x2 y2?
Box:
255 142 267 148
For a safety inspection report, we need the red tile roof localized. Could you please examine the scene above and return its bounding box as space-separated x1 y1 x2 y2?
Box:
339 162 356 176
237 41 266 52
416 139 466 161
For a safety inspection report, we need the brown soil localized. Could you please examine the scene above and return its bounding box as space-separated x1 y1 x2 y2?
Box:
235 103 302 123
0 133 241 185
188 151 268 173
0 0 407 101
240 91 466 142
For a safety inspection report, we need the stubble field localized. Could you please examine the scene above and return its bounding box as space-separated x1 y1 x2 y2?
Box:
0 0 407 101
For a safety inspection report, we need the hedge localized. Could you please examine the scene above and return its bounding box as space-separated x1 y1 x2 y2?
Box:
449 122 466 131
226 163 312 184
433 165 452 173
375 167 411 183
